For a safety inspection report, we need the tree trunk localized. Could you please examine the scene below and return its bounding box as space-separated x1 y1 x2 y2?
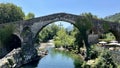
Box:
81 31 90 61
78 46 80 53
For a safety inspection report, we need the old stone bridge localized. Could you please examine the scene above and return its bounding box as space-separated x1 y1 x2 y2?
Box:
0 13 120 62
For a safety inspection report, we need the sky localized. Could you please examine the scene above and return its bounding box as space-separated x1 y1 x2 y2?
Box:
0 0 120 28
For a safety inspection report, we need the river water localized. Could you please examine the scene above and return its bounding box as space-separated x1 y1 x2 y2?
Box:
21 46 83 68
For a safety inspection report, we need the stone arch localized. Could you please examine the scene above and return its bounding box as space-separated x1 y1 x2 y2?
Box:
97 21 120 42
21 26 31 37
89 21 120 42
6 34 21 51
21 26 34 46
27 13 78 39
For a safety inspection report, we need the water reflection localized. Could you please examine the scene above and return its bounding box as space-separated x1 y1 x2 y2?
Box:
50 49 83 68
21 48 83 68
20 60 39 68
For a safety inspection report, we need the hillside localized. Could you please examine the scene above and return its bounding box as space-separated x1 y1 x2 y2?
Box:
104 13 120 22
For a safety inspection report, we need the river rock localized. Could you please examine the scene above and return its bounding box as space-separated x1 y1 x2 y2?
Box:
0 47 47 68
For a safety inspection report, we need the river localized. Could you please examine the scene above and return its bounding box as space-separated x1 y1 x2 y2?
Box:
21 45 83 68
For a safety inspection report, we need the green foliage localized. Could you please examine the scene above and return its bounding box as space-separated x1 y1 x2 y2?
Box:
76 13 93 31
89 50 99 59
81 12 98 19
75 13 94 45
104 13 120 23
39 24 60 42
102 22 110 32
118 65 120 68
0 24 15 47
82 62 91 68
82 46 118 68
53 40 61 48
67 35 75 46
74 31 83 53
54 27 75 48
25 12 35 20
75 13 94 58
70 27 78 36
39 23 76 48
99 32 116 42
92 50 117 68
55 27 67 46
0 3 25 23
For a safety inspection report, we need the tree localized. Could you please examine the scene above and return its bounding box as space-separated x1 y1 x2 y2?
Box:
54 27 67 47
74 31 83 53
54 26 75 48
75 13 93 60
0 24 15 47
25 12 35 20
81 13 98 19
0 3 25 24
104 13 120 23
39 24 60 42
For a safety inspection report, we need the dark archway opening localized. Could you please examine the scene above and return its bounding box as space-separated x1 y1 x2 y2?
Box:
6 34 21 52
89 28 116 43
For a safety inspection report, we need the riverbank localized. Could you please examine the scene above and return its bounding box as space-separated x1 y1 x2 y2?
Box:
54 45 120 67
0 45 48 68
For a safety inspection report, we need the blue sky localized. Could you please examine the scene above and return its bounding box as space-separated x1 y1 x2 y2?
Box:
0 0 120 28
1 0 120 18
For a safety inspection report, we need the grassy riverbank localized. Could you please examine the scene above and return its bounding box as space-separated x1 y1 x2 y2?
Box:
54 44 119 68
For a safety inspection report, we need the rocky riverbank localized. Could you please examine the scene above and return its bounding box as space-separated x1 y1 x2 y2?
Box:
0 47 47 68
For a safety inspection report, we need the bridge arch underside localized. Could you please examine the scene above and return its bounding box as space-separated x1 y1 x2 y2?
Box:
6 34 21 51
90 27 120 43
107 28 120 42
109 29 120 42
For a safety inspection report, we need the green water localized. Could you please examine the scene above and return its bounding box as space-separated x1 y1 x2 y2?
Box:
21 47 83 68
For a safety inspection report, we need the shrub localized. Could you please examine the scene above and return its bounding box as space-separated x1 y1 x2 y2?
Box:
0 24 15 47
82 62 91 68
82 45 118 68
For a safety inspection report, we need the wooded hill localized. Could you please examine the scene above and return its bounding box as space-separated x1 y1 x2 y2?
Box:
104 13 120 23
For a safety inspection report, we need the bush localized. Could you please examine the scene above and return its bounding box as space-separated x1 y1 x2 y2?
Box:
88 45 100 59
82 62 91 68
0 24 14 47
92 50 117 68
82 45 118 68
54 40 61 48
